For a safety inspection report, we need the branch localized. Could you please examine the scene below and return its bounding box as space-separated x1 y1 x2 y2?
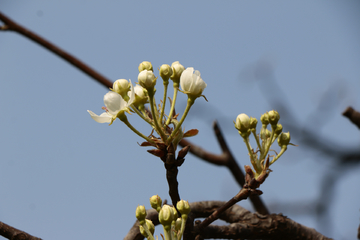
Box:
0 221 42 240
343 106 360 129
125 201 332 240
0 11 113 89
179 122 269 215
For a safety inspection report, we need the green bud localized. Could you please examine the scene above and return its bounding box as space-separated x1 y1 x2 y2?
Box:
170 61 185 84
274 123 283 135
260 128 271 141
176 200 191 215
268 110 280 126
175 218 182 232
136 205 147 224
278 132 291 147
159 64 173 82
138 61 153 72
172 206 178 220
249 117 258 130
234 113 250 133
149 195 162 212
159 205 174 229
260 112 269 125
139 219 155 238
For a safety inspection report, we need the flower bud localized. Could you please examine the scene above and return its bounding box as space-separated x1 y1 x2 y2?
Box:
138 70 157 91
268 110 280 126
136 205 147 224
130 85 148 107
260 112 269 125
235 113 250 133
260 128 271 141
139 219 155 238
138 61 153 72
159 64 173 82
274 123 283 135
176 200 191 215
170 61 185 84
249 117 258 130
175 218 182 232
149 195 162 212
278 132 291 147
159 205 174 228
112 79 130 98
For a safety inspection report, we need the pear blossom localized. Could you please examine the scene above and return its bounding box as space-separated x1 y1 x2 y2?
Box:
180 67 207 98
88 81 135 125
138 70 156 89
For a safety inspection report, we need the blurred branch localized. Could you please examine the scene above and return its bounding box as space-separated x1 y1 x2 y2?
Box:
0 11 113 88
343 106 360 129
125 201 333 240
0 221 42 240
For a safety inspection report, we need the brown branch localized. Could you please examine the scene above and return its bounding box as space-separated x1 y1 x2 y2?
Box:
0 11 113 89
125 201 332 240
179 122 269 215
0 221 42 240
343 106 360 129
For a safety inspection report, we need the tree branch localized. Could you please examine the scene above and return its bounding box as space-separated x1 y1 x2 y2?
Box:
0 11 113 89
343 106 360 129
0 221 42 240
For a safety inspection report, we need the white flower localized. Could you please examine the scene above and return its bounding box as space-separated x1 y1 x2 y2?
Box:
88 81 135 125
235 113 250 133
180 67 207 98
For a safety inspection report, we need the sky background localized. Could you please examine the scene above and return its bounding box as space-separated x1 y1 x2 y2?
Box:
1 1 360 239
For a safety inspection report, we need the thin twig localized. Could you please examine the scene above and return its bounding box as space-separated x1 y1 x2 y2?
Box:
343 106 360 129
0 11 113 89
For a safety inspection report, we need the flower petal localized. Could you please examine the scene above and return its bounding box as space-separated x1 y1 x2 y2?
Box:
87 110 112 123
128 80 135 106
104 91 123 115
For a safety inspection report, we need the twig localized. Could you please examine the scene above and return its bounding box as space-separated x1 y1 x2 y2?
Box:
0 221 42 240
179 122 269 215
0 11 113 89
343 106 360 129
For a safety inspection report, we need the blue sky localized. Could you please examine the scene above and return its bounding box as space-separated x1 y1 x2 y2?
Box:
1 1 360 239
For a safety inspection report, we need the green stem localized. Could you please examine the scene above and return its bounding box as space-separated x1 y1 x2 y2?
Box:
140 222 155 240
119 114 156 145
177 215 187 240
165 84 179 126
270 146 287 165
252 129 262 152
167 97 194 145
162 226 172 240
159 82 169 126
242 136 260 173
131 105 153 126
263 125 275 158
148 90 167 141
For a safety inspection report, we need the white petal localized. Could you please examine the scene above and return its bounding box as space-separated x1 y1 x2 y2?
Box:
87 110 112 123
128 80 135 106
104 91 122 115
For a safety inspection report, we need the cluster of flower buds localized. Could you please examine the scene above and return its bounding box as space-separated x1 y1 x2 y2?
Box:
87 61 207 153
136 195 190 240
234 110 294 182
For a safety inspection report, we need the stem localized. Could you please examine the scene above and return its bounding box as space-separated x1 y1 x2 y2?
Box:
252 130 262 152
165 85 179 126
119 114 156 145
167 97 194 145
159 82 169 126
177 215 187 240
131 105 153 126
148 91 167 141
